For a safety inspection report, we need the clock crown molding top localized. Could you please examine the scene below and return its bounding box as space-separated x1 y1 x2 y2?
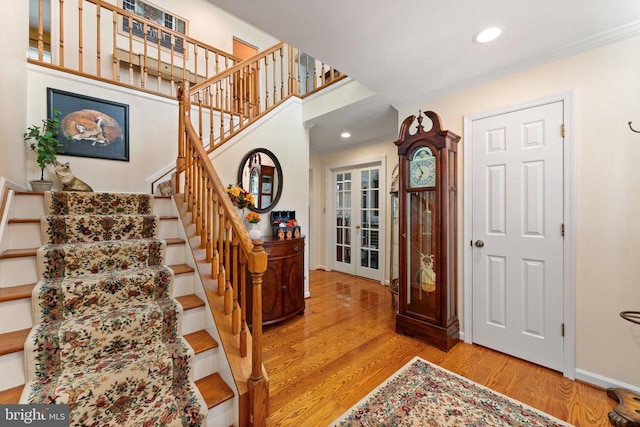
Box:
395 111 461 156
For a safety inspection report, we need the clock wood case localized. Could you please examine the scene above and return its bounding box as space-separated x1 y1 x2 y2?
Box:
394 110 461 351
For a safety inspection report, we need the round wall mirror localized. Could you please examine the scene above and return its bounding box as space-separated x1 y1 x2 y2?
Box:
237 148 283 213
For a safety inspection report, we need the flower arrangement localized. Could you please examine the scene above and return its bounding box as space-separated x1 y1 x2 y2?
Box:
246 211 261 223
226 184 255 209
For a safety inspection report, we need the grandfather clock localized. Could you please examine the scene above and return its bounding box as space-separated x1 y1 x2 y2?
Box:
394 110 460 351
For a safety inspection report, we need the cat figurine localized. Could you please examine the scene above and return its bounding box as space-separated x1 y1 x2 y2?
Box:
60 109 123 146
54 161 94 192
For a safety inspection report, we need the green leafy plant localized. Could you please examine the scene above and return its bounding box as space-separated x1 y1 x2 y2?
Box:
24 110 64 181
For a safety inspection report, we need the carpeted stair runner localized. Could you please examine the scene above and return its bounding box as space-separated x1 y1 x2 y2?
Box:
20 192 207 426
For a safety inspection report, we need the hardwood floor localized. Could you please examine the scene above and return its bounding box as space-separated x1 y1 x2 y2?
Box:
263 270 614 426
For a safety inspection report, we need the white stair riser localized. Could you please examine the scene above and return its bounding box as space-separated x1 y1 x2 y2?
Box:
158 219 178 239
173 273 194 297
153 198 174 217
0 257 37 288
204 399 234 427
12 195 45 219
181 307 205 335
193 348 217 380
0 299 32 334
7 223 42 250
0 352 25 391
166 244 186 264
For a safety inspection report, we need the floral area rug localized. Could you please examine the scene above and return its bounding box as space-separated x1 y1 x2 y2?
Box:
20 192 207 426
330 356 573 427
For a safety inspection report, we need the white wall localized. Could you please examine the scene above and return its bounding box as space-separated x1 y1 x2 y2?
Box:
395 36 640 388
212 98 311 295
1 1 29 184
5 0 277 189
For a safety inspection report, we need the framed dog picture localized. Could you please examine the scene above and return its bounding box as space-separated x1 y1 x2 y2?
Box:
47 88 130 162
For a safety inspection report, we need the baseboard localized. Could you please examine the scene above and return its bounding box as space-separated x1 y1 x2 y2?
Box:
574 368 640 393
313 265 328 271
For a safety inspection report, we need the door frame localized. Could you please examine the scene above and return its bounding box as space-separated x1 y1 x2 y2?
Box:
325 157 387 283
463 91 576 379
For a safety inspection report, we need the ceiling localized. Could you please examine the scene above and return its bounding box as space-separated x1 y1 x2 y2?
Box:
207 1 640 153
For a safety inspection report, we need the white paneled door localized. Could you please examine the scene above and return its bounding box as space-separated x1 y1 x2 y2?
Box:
471 101 564 371
333 164 384 281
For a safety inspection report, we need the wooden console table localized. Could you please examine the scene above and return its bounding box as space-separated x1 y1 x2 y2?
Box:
246 236 305 326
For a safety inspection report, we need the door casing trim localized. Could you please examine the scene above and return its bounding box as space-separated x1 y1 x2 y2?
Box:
462 91 576 379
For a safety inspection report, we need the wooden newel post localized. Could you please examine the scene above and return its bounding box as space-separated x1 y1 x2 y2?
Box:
177 82 191 174
248 240 268 426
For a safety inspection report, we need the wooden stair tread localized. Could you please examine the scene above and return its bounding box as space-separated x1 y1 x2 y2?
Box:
195 373 234 409
14 191 43 196
184 330 218 354
0 248 37 259
176 294 205 310
170 263 195 275
0 385 23 404
165 237 185 245
0 284 35 303
159 215 178 220
7 218 40 224
0 328 30 356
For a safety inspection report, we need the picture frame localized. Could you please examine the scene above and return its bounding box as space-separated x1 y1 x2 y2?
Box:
47 88 130 162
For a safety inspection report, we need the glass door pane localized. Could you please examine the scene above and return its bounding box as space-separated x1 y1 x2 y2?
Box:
359 168 380 275
335 173 352 266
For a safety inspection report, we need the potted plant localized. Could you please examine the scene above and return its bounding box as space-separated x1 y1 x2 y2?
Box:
24 110 64 191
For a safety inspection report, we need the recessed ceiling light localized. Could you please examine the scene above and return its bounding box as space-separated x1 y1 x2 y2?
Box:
473 27 502 44
341 132 351 138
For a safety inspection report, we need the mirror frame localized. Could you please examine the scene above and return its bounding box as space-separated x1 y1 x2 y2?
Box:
237 148 283 213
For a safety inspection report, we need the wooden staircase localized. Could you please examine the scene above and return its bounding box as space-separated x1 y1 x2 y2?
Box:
0 190 235 425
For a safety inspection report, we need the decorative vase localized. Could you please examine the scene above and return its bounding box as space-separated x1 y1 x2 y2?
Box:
248 223 261 240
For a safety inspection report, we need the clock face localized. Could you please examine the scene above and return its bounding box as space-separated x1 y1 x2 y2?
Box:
409 156 436 187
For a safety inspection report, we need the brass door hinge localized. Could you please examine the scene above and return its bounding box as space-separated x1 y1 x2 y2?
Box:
561 123 565 138
561 223 565 237
561 323 565 337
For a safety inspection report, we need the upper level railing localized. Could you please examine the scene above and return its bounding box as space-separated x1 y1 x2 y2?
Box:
29 0 344 101
30 0 240 98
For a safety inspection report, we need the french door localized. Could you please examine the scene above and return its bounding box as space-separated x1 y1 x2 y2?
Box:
332 163 384 281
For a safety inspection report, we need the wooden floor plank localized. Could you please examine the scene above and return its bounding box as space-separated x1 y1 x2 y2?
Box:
263 270 615 427
0 385 23 404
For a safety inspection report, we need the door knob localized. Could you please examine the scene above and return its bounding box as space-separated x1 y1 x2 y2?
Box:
474 240 485 248
355 225 361 229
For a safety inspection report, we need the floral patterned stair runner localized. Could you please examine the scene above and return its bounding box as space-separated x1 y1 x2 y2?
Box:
20 192 207 426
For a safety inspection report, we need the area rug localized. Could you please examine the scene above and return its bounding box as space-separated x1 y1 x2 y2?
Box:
330 356 572 426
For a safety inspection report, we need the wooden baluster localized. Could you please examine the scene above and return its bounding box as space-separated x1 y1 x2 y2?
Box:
95 5 101 76
255 59 262 116
112 12 118 81
231 240 240 334
224 221 232 315
78 0 84 72
127 20 134 85
193 46 199 85
239 250 247 357
217 207 225 296
59 0 65 67
204 49 209 81
280 47 285 100
142 22 148 88
202 176 209 247
170 35 176 96
264 54 270 109
229 74 235 130
37 0 44 61
211 191 219 277
195 164 202 235
272 51 277 105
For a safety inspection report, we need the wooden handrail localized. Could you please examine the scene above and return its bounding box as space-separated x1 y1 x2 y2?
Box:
178 82 269 426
